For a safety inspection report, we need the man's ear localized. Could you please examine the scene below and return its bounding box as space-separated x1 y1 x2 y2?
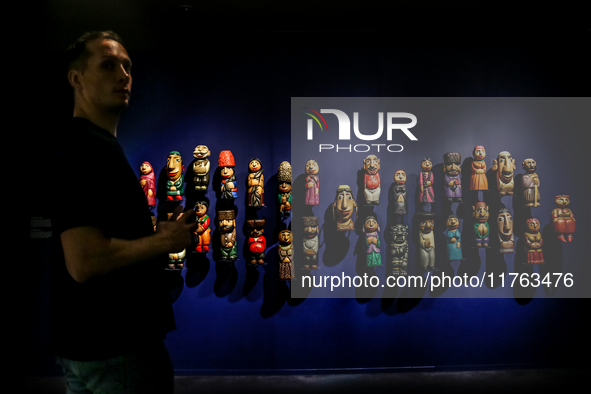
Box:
68 69 82 90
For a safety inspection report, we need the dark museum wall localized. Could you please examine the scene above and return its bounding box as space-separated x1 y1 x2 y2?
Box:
25 2 590 376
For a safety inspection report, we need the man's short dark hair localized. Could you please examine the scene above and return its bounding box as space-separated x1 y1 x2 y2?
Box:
65 31 124 72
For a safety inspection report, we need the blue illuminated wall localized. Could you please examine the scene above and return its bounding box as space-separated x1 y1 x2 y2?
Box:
27 35 589 374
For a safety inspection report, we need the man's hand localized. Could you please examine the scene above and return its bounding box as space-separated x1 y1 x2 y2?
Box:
61 205 198 283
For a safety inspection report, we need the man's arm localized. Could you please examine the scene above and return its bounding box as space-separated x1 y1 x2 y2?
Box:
61 207 198 283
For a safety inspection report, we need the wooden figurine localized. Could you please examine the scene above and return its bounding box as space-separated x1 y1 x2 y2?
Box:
277 161 292 217
165 151 185 201
492 151 516 196
522 158 540 207
167 210 186 269
278 230 293 280
218 210 237 262
391 170 408 215
305 159 320 205
332 185 357 231
219 150 237 200
417 212 436 272
303 216 319 270
247 158 264 207
189 145 211 192
193 200 211 253
390 224 409 276
470 145 488 191
551 195 575 243
168 249 186 270
419 158 435 203
497 208 514 253
139 161 156 209
246 219 266 265
445 215 463 261
443 152 463 202
472 201 490 248
524 218 544 264
363 213 382 267
363 154 381 205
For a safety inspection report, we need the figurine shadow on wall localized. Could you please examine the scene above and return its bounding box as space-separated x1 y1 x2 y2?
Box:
512 235 537 302
164 269 185 304
321 196 351 268
540 223 564 297
184 252 211 289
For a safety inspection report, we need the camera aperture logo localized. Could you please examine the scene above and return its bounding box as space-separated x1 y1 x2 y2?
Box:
303 108 418 153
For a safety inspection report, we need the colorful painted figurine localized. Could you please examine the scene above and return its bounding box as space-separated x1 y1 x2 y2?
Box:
522 158 540 207
390 224 409 276
246 219 266 265
218 210 237 262
492 151 516 196
363 154 381 205
278 230 293 280
472 201 490 248
419 158 434 203
497 208 514 253
277 161 292 217
193 200 211 253
168 249 186 270
391 170 408 215
139 161 156 209
524 218 544 264
189 145 211 192
166 151 185 201
471 145 488 191
305 159 320 205
219 150 237 200
303 216 319 270
332 185 357 231
247 158 264 207
443 152 463 202
445 215 463 261
417 212 436 272
363 213 382 267
551 195 575 242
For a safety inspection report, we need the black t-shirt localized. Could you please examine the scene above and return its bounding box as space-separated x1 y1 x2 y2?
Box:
48 117 175 361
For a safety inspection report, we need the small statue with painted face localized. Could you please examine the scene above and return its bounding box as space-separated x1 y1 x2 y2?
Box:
445 215 463 261
524 218 544 265
443 152 462 202
363 214 382 267
332 185 357 231
363 154 381 205
496 208 514 253
522 158 540 207
492 151 516 196
419 158 435 203
473 202 490 248
390 224 409 276
552 195 575 243
391 170 408 215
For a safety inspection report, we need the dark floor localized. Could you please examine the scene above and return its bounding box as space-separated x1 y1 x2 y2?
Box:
21 367 585 394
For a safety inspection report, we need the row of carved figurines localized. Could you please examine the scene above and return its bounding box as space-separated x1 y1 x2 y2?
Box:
306 194 575 276
163 193 574 278
301 148 543 209
159 203 294 280
138 146 542 215
138 147 295 213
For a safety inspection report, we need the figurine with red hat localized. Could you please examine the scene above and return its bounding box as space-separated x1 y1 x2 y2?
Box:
219 150 237 200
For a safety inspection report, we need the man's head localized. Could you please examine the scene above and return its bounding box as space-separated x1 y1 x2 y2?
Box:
66 31 132 115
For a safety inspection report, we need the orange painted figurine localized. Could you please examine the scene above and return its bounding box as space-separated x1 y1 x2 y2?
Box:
470 145 488 191
193 200 211 253
551 195 575 242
